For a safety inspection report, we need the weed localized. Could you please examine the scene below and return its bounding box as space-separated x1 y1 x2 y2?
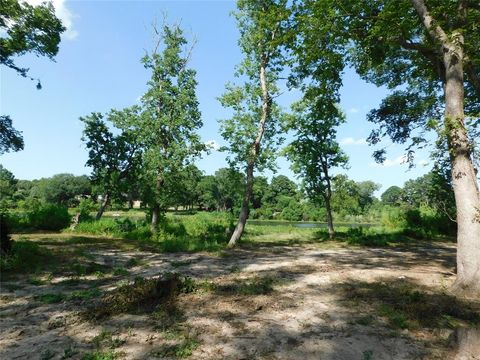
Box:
82 350 118 360
355 315 375 326
216 276 276 296
40 349 55 360
62 346 77 359
35 293 65 304
152 338 199 358
113 267 129 276
28 277 47 286
69 288 102 301
1 241 52 273
83 274 181 320
362 350 374 360
92 330 125 349
125 258 146 268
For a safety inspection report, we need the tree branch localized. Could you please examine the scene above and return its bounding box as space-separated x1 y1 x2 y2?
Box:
410 0 450 47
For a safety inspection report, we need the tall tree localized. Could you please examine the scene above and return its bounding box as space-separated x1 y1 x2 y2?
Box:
81 110 142 219
1 0 65 154
128 23 203 230
219 0 290 247
293 0 480 296
285 99 348 238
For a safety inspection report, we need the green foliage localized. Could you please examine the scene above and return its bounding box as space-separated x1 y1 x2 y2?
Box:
34 293 65 304
217 276 276 296
153 338 199 358
78 198 97 221
0 165 17 208
73 218 150 240
27 203 71 231
0 240 51 273
0 115 24 155
29 174 91 206
131 23 204 217
0 0 65 78
80 111 142 212
82 351 118 360
284 97 348 227
155 213 233 252
381 186 403 206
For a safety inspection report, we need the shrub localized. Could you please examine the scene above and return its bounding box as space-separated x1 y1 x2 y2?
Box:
28 203 71 231
0 240 51 273
78 198 97 221
381 206 407 230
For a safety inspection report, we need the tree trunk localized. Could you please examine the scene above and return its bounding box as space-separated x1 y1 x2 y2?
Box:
150 178 163 231
151 204 160 231
443 47 480 298
324 195 335 239
451 327 480 359
321 159 335 239
228 162 254 247
411 0 480 297
0 214 12 255
228 56 271 247
95 193 109 221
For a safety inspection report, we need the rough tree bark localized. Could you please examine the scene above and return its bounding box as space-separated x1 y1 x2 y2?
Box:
228 56 271 247
412 0 480 297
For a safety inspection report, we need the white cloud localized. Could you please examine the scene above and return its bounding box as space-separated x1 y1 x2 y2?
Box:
348 107 359 114
25 0 78 40
340 137 367 146
370 155 407 168
205 140 220 151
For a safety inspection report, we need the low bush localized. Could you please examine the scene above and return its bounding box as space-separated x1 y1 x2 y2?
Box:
0 240 51 273
28 203 71 231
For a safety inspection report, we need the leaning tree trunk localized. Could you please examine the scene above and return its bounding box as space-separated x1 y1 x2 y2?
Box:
412 0 480 297
443 44 480 297
228 161 255 247
228 57 271 247
95 193 109 220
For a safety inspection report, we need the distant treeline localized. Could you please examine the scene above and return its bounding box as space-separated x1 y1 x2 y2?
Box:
1 164 455 236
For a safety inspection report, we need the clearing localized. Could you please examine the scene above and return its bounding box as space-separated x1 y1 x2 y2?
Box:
1 233 479 359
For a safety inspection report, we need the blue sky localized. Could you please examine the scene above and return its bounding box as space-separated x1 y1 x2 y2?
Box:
1 0 433 193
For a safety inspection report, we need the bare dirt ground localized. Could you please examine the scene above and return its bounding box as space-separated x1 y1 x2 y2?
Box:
1 235 479 360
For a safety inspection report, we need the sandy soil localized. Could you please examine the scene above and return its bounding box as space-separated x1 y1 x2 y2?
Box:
1 237 479 360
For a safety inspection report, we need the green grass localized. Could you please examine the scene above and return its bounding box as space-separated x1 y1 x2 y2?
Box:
215 276 278 296
35 293 65 304
1 240 52 273
151 338 199 358
82 351 118 360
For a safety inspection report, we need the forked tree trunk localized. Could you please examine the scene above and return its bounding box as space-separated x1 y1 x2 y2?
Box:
228 57 271 247
96 193 109 220
412 0 480 297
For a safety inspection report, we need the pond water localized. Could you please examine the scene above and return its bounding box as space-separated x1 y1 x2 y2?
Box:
247 220 378 229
